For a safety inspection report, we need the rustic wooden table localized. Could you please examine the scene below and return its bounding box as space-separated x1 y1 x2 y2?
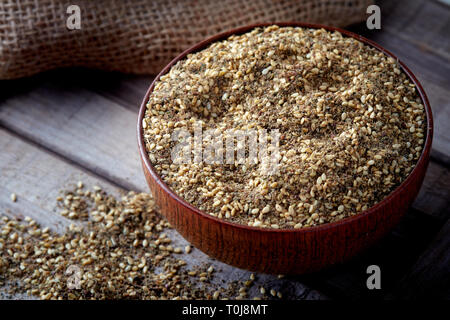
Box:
1 0 449 300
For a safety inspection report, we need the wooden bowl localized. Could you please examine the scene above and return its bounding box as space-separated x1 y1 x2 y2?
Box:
137 22 433 274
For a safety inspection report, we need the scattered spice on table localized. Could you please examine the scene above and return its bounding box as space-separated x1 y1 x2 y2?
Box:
0 184 268 300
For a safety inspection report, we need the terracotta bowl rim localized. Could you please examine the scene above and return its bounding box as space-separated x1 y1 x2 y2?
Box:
137 22 433 234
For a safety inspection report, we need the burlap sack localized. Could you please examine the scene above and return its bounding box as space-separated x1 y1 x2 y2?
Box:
0 0 372 79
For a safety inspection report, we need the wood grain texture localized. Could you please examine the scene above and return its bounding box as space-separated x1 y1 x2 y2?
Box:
0 72 446 217
0 128 119 298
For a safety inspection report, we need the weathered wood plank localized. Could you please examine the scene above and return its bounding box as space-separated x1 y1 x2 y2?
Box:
0 129 110 233
0 80 148 192
0 68 152 112
0 128 122 299
0 128 324 300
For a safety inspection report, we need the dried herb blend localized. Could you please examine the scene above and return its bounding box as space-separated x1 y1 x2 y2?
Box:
143 26 426 229
0 185 264 300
